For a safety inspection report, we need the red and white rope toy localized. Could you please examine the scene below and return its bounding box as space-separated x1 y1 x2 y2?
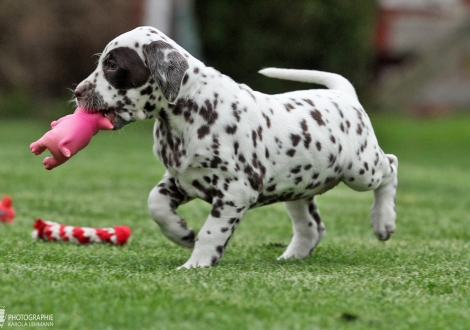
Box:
32 219 131 245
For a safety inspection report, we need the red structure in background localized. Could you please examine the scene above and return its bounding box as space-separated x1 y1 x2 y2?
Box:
373 0 470 111
375 0 470 74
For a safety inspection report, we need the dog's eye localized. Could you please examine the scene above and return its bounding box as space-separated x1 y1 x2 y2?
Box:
108 60 118 71
103 55 118 71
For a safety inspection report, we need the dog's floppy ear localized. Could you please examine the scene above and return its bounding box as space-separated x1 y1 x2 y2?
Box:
143 40 189 104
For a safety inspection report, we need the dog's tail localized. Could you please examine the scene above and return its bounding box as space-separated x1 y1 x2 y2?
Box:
259 68 357 101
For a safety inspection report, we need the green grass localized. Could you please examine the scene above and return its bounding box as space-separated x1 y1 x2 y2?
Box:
1 113 469 329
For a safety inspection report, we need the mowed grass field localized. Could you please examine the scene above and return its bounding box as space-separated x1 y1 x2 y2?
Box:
0 113 469 329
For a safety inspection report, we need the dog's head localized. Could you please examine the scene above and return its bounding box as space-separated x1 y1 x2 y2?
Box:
75 27 197 129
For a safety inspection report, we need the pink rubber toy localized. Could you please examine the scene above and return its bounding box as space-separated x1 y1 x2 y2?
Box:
32 219 131 245
30 107 113 170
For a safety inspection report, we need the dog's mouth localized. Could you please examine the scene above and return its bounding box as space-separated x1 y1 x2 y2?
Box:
101 108 132 130
98 107 117 122
75 93 129 130
76 97 132 130
87 107 129 130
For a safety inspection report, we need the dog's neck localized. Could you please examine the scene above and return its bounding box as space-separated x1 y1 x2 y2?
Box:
151 65 238 172
154 65 227 132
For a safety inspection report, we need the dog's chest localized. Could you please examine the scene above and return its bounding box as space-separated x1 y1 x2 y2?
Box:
153 120 186 170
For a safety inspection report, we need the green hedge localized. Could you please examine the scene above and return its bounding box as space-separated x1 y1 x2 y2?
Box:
195 0 377 96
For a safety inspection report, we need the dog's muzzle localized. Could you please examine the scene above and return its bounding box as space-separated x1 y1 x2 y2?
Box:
74 87 130 130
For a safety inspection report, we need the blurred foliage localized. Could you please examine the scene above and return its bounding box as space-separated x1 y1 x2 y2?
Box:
0 0 139 99
0 89 32 119
0 89 74 122
0 0 378 119
195 0 378 96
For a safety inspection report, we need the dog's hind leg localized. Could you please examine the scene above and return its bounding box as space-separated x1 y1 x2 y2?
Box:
278 197 326 260
370 154 398 241
343 153 398 241
148 172 195 248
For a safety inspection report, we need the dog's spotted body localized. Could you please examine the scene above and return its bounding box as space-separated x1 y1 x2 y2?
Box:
75 27 398 269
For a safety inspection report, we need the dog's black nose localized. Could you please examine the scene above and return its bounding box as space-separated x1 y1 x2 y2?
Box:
74 86 86 98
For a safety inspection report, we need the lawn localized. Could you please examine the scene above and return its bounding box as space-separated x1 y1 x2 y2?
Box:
0 113 469 329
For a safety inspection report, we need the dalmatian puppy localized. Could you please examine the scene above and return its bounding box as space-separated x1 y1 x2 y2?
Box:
74 27 398 269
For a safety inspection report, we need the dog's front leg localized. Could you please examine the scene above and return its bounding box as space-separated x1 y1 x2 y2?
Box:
177 193 249 269
148 172 195 248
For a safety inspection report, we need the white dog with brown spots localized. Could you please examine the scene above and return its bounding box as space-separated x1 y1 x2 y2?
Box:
74 27 398 269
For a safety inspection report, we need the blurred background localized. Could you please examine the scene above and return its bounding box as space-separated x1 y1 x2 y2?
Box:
0 0 469 120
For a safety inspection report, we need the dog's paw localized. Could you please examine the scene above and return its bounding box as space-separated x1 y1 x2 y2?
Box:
277 247 311 260
177 256 218 270
277 229 324 260
277 253 298 260
373 223 396 241
371 206 396 241
176 262 211 270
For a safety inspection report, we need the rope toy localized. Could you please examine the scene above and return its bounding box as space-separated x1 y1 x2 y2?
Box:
32 219 131 245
